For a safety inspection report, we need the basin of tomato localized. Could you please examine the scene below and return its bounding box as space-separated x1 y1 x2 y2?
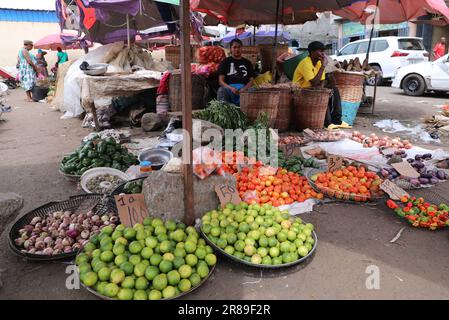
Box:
236 166 324 207
308 165 384 202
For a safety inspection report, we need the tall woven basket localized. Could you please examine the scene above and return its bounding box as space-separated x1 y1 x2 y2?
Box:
169 71 208 111
241 46 259 67
240 88 292 131
259 44 289 73
333 71 365 86
165 45 181 68
293 88 331 130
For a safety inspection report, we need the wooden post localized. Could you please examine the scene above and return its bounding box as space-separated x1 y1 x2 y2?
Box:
88 101 101 132
180 0 195 226
271 0 280 84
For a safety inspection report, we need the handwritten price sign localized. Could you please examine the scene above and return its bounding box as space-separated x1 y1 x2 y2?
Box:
328 154 343 172
114 194 150 227
280 143 303 158
380 180 409 200
215 184 242 208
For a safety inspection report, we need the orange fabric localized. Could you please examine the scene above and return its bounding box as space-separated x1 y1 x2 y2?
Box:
433 43 446 59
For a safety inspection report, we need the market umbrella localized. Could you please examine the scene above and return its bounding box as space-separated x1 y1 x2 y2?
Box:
191 0 362 26
34 33 93 51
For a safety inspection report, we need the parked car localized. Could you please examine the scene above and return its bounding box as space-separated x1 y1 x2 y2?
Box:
392 54 449 96
331 37 429 85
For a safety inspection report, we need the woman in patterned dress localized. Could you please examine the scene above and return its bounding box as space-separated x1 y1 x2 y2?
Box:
18 40 39 102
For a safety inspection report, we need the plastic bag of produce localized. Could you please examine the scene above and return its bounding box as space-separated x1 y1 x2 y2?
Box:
192 147 221 180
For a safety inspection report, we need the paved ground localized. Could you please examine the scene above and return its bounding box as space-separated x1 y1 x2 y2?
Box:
1 87 449 300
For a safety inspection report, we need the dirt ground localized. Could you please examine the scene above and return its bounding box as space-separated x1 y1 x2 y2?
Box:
1 87 449 300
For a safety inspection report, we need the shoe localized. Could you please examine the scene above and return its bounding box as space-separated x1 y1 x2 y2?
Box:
0 106 11 112
338 121 352 129
327 124 339 130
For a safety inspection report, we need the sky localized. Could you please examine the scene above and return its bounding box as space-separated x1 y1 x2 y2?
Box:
0 0 56 11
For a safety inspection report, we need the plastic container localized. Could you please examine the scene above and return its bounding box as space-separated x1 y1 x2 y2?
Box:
341 101 361 126
139 161 153 175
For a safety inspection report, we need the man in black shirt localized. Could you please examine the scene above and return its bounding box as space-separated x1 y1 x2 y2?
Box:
217 39 255 106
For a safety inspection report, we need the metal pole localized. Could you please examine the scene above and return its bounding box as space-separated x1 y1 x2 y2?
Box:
366 0 380 62
180 0 194 226
271 0 280 84
253 25 256 46
126 14 131 47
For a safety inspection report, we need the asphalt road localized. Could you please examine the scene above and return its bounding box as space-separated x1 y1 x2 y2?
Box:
1 87 448 300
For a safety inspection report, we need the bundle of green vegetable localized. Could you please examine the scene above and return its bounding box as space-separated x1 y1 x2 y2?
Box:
194 100 247 130
279 153 320 175
123 179 144 194
60 138 138 176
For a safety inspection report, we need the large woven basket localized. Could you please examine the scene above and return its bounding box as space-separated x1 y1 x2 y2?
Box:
240 88 292 131
338 85 364 103
259 44 289 73
241 46 259 66
293 88 331 130
165 45 199 68
333 71 365 86
169 71 208 111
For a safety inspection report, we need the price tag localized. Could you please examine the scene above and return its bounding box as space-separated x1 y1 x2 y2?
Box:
280 143 303 158
305 147 323 157
303 128 315 137
215 184 242 208
391 161 420 178
328 154 343 172
114 194 150 227
380 180 409 200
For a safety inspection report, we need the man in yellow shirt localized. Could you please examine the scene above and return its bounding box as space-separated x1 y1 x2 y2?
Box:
293 41 351 130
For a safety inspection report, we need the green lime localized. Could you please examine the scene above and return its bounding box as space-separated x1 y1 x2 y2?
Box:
134 289 147 300
117 288 134 300
159 240 172 254
148 289 162 300
196 264 209 279
92 261 107 273
262 256 272 265
136 230 147 241
121 276 135 289
159 260 173 273
115 237 128 246
178 265 192 279
189 273 201 287
143 217 153 226
123 228 137 240
104 283 119 298
115 224 126 232
134 262 147 277
173 257 185 269
184 241 197 253
145 236 158 248
157 233 169 243
167 270 181 286
112 243 125 256
150 253 163 266
171 229 186 242
100 236 112 247
81 271 98 287
141 247 154 259
178 279 192 292
165 220 177 231
83 242 96 253
96 281 108 295
129 254 142 265
129 241 143 254
110 269 126 284
162 285 176 299
135 276 149 290
77 262 92 275
154 225 167 236
152 274 168 291
151 218 164 228
174 248 186 258
111 230 122 241
98 267 111 281
102 225 114 236
120 262 134 276
114 254 127 266
185 254 198 267
91 249 102 259
145 265 160 281
162 252 175 262
224 246 235 255
100 243 113 252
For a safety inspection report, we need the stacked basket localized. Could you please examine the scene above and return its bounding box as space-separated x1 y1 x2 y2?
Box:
169 70 209 111
258 44 289 73
240 87 292 132
333 71 365 126
241 46 259 67
292 88 331 130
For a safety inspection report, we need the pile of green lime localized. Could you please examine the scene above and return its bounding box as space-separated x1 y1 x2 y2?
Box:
75 218 217 300
201 203 316 266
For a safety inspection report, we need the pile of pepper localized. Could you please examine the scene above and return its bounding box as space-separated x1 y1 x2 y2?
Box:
386 196 449 230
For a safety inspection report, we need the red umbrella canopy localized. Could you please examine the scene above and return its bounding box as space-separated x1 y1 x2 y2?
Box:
191 0 360 26
334 0 449 24
34 33 92 51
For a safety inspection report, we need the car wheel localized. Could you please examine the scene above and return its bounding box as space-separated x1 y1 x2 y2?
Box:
403 74 426 96
366 65 383 86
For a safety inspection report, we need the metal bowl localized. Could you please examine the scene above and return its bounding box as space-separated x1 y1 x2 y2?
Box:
80 167 131 194
138 148 173 170
83 63 108 76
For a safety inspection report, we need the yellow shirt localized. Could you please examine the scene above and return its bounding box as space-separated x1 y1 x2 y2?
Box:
292 56 325 88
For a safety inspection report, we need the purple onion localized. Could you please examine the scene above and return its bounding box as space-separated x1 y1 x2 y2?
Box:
42 248 53 255
35 241 45 250
63 246 72 253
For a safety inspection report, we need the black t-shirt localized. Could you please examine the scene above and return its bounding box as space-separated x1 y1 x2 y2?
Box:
218 56 255 85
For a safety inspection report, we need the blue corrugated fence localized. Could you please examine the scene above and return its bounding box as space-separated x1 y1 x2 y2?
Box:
0 9 58 23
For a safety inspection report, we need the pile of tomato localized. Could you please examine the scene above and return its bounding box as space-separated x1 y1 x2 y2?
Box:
197 46 226 64
311 165 383 202
236 166 324 207
215 151 259 175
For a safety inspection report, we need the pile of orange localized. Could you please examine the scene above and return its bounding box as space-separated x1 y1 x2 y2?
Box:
236 167 324 207
311 166 383 202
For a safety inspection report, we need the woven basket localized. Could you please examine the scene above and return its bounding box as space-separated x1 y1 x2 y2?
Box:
165 45 199 68
338 85 364 103
259 44 289 73
293 88 331 130
169 71 208 111
240 88 292 131
241 46 259 66
333 71 365 86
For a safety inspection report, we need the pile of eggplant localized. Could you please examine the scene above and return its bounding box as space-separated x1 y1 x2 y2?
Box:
381 153 448 188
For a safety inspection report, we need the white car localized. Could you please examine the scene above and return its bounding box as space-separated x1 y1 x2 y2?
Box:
331 36 429 85
392 54 449 96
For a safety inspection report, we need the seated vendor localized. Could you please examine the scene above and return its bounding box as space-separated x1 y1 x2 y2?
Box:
293 41 351 130
217 39 255 106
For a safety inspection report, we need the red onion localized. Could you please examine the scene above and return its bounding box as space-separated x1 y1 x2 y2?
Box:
110 216 119 224
62 238 71 247
81 230 90 239
28 248 36 254
91 215 100 222
42 248 53 255
21 234 29 240
59 230 66 238
101 215 109 222
72 243 81 250
64 246 72 253
44 236 54 246
30 217 42 226
15 238 25 246
40 232 48 238
35 241 45 250
53 249 62 255
54 243 64 251
35 222 43 229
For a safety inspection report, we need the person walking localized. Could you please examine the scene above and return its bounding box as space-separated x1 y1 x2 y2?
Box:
18 40 38 102
433 37 446 61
